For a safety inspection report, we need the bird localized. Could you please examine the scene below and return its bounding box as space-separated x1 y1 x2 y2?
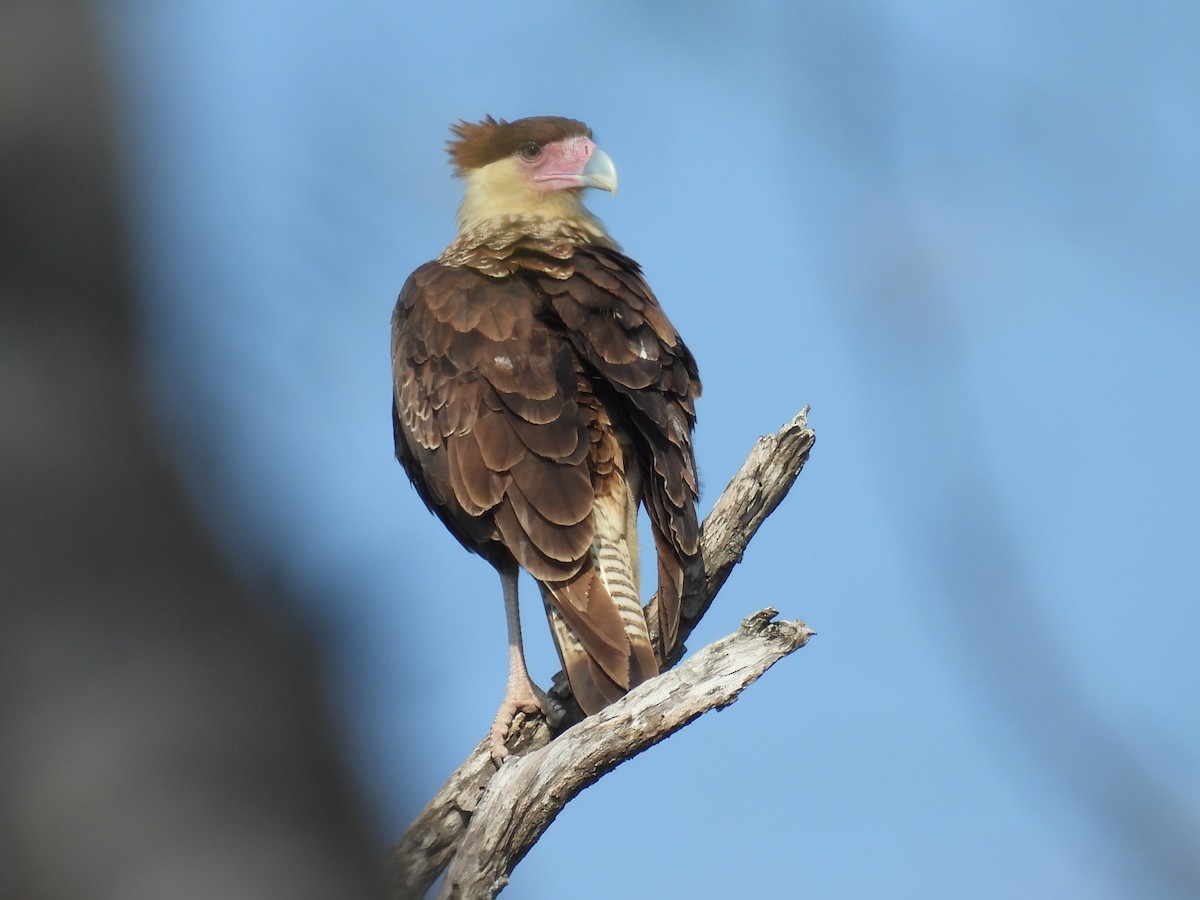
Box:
391 116 701 759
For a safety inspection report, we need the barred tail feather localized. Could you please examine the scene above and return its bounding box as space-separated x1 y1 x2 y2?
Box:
543 600 624 715
540 490 658 715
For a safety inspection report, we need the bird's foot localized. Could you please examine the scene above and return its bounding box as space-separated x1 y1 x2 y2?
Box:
489 675 563 762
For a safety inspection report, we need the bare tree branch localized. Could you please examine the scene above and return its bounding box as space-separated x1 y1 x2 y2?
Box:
440 609 814 899
387 409 815 898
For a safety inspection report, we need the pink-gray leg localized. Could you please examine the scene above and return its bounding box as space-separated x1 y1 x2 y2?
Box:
490 565 561 760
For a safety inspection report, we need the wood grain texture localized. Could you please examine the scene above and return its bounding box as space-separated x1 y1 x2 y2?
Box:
439 609 814 900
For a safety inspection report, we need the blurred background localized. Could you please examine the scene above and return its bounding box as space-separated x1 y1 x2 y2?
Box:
4 0 1198 897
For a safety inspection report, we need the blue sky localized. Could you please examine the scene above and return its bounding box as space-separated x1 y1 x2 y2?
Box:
98 1 1200 896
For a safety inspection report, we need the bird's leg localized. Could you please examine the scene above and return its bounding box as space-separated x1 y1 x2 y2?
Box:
490 565 562 761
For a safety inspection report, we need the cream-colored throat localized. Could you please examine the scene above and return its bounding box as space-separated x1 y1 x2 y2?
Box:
456 157 610 240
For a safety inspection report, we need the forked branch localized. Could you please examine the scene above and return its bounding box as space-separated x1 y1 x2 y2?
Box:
387 408 816 898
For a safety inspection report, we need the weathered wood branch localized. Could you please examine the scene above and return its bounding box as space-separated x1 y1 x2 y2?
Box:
440 609 814 899
386 408 815 898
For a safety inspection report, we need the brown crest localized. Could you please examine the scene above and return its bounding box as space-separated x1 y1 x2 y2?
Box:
447 115 592 172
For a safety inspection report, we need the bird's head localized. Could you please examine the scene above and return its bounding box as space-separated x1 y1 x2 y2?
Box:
447 115 618 236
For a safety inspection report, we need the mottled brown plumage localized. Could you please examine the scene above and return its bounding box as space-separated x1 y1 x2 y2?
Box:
391 117 700 756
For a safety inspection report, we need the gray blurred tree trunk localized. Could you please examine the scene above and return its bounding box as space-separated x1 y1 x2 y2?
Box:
0 3 386 897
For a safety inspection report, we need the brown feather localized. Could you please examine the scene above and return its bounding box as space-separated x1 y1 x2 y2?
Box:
492 501 581 583
493 386 570 426
469 412 526 472
540 568 634 691
652 520 685 652
505 479 593 563
479 348 560 401
544 602 625 714
509 452 594 527
446 433 507 515
506 411 586 463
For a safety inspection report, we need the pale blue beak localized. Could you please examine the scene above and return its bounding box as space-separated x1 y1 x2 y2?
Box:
580 147 618 194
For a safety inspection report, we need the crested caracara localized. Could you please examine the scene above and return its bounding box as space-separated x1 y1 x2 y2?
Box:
391 116 700 758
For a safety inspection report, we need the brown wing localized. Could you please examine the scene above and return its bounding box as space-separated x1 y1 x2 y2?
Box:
392 261 650 693
528 244 702 652
392 261 593 580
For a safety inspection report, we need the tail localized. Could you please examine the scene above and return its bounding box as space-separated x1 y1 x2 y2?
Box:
540 487 658 715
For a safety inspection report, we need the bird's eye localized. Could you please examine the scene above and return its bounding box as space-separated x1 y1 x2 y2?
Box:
518 142 542 161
